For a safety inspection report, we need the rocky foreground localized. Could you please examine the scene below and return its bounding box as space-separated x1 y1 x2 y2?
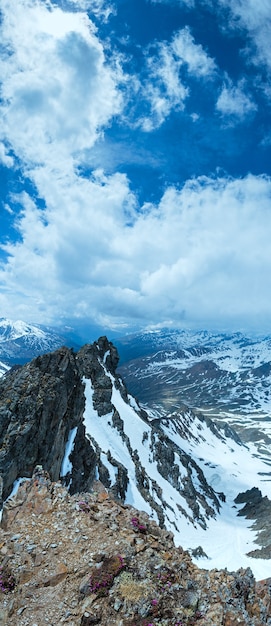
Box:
0 468 270 626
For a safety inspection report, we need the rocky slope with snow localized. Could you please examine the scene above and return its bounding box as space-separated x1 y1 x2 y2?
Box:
1 337 271 580
117 329 271 458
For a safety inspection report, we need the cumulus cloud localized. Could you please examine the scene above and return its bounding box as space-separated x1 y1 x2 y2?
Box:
1 173 271 330
216 79 257 121
0 0 123 170
0 169 136 322
0 0 128 324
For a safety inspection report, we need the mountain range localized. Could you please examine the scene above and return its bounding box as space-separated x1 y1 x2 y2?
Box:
0 326 271 581
116 328 271 461
0 317 80 367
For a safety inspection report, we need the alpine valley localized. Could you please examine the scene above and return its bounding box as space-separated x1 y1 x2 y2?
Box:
0 321 271 582
117 329 271 459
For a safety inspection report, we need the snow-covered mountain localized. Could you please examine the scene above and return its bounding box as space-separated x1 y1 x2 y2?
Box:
117 329 271 460
1 337 271 579
83 366 271 579
1 326 271 579
0 317 80 365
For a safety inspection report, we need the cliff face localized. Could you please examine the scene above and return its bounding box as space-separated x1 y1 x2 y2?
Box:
0 468 270 626
0 337 125 504
0 346 96 502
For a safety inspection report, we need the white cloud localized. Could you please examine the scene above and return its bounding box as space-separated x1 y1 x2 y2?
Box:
218 0 270 36
216 79 257 120
139 27 215 130
151 0 195 6
152 0 271 78
0 143 14 168
0 0 123 169
216 0 271 77
0 0 129 324
141 47 188 130
0 169 137 323
134 175 271 328
64 0 113 18
171 27 216 77
1 173 271 331
60 0 115 23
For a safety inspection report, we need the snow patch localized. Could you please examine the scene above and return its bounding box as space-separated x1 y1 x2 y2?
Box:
0 477 30 522
60 427 78 477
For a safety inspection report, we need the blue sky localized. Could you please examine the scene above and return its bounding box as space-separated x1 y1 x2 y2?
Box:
0 0 271 336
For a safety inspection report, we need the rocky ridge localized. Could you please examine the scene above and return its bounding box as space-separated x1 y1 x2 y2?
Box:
0 337 271 574
0 467 271 626
0 338 222 531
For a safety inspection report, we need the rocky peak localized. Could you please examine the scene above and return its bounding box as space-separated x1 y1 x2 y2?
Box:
77 339 117 417
0 339 123 504
77 337 119 379
0 345 95 502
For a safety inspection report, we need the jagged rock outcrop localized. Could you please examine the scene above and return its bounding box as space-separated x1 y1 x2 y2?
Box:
0 469 271 626
77 339 116 417
235 488 271 559
0 339 120 497
0 346 85 501
0 338 122 503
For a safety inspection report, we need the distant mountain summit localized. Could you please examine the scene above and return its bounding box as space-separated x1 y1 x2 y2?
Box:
0 317 80 365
